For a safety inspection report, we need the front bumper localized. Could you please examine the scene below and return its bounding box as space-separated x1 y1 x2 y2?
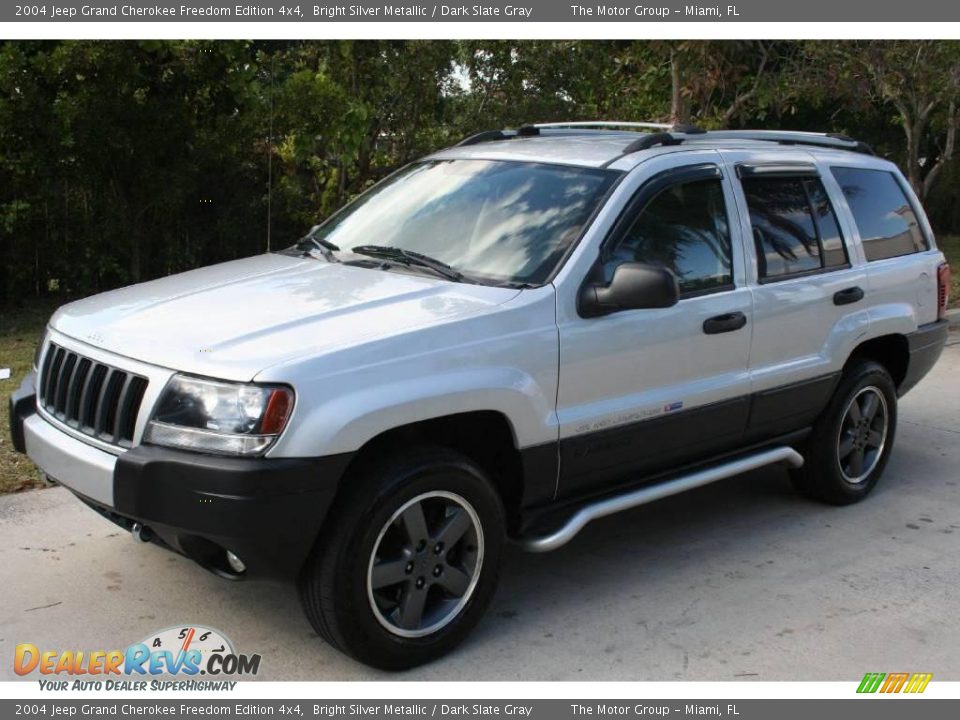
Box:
24 412 116 506
10 373 353 579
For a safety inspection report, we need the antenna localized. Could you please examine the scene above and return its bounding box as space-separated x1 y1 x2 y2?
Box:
266 54 275 252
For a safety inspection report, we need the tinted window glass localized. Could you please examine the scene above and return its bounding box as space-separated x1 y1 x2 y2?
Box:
604 179 733 295
808 180 848 268
742 177 821 278
831 167 927 261
304 159 619 285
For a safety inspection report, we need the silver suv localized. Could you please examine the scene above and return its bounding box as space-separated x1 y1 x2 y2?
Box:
10 122 951 669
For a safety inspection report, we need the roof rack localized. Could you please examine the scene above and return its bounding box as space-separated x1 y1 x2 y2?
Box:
456 123 874 156
456 120 705 146
456 130 514 146
525 121 675 131
623 129 874 156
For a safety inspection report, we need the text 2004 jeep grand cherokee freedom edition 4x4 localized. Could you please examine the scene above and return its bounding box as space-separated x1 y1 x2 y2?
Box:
10 122 952 669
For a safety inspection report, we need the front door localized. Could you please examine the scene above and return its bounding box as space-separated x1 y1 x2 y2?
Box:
555 155 754 499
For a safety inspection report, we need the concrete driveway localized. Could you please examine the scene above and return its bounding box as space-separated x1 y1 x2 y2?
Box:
2 337 959 681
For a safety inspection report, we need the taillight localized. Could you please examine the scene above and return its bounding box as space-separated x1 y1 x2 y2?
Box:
938 262 951 320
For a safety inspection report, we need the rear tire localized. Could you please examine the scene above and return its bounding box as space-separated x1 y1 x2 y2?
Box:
299 445 505 670
791 359 898 505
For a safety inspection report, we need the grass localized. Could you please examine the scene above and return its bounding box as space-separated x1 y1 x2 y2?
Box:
939 235 960 308
0 301 63 494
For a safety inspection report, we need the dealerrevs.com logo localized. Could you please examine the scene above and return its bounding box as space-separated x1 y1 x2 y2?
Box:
14 626 261 690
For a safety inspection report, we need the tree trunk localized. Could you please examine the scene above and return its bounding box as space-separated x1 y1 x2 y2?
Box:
129 230 141 284
922 100 958 199
40 196 48 298
670 48 686 126
903 118 924 198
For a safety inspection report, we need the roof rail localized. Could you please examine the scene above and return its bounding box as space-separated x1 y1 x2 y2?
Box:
526 120 674 131
705 130 874 155
623 129 874 156
622 132 683 154
455 125 543 145
456 129 515 146
456 125 874 156
519 120 709 135
456 120 708 147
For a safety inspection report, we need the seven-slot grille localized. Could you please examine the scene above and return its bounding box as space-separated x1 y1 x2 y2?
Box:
37 342 149 447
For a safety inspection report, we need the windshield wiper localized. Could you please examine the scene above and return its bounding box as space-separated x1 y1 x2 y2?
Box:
350 245 464 282
296 226 340 262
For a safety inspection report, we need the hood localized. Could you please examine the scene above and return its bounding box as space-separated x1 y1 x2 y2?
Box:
51 254 521 381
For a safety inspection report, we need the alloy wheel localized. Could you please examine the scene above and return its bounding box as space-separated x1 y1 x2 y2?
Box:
837 386 889 484
366 490 484 638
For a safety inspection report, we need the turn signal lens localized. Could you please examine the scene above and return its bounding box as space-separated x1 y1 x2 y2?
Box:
261 389 293 435
937 262 951 320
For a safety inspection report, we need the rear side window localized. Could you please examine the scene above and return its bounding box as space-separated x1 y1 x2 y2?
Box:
809 180 847 268
741 176 849 280
830 167 928 261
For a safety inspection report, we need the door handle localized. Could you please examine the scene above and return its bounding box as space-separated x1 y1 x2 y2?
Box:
703 311 747 335
833 286 864 306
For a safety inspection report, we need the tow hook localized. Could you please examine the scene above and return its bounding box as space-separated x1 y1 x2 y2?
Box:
131 522 152 543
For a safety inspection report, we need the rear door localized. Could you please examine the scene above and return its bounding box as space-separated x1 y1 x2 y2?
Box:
720 149 870 441
828 162 943 328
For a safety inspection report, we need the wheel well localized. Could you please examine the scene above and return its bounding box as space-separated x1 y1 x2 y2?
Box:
847 334 909 388
348 411 525 529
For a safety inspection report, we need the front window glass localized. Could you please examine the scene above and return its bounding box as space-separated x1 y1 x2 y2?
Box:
307 159 620 285
604 178 734 296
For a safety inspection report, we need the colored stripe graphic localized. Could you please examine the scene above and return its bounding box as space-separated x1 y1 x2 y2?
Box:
857 673 885 693
881 672 909 693
904 673 933 693
857 672 931 693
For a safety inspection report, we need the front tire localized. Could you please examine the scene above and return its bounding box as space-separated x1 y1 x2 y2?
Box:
299 446 505 670
791 359 898 505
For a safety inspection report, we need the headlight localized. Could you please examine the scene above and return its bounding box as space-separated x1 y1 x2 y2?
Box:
144 375 294 456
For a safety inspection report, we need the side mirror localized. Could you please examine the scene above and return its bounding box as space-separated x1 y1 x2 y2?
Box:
578 262 679 318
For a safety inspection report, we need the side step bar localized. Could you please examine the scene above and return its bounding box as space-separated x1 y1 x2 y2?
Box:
518 446 804 553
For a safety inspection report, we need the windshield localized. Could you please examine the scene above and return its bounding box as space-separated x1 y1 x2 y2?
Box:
305 159 620 285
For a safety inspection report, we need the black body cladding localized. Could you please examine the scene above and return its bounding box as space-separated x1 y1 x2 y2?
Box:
111 445 355 579
7 322 949 578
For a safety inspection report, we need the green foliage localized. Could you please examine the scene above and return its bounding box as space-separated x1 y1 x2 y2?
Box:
799 41 960 198
0 300 59 493
1 40 959 308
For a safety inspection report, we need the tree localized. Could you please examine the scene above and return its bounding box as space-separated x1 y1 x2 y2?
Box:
805 41 960 200
606 41 797 128
2 40 959 308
